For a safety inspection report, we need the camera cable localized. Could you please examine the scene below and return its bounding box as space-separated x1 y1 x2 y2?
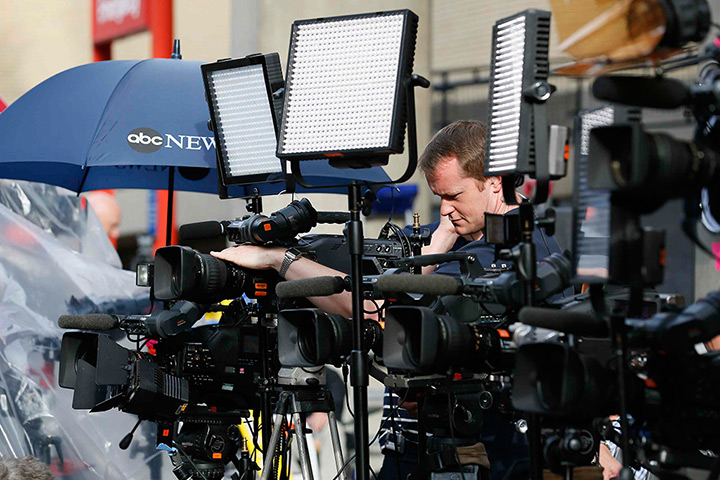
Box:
342 363 355 420
364 298 385 316
242 417 263 467
330 388 409 480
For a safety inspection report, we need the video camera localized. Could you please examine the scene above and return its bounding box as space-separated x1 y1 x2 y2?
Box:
57 297 264 478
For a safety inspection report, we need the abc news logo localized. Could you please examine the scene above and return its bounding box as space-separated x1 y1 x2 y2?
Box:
127 127 215 154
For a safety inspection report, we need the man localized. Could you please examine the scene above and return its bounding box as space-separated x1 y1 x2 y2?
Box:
211 120 567 479
85 190 121 246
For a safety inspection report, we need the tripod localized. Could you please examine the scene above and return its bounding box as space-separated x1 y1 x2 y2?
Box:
260 388 347 480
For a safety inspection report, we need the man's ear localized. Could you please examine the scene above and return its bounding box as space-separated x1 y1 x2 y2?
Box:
488 176 503 193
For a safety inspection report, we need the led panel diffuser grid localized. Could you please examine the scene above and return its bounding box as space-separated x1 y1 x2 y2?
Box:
277 10 418 160
485 10 550 176
571 105 640 282
202 54 284 186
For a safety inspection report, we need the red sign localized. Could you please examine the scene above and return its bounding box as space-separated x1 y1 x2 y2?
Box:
93 0 150 44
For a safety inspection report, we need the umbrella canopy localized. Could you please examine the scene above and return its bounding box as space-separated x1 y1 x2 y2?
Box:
0 58 390 195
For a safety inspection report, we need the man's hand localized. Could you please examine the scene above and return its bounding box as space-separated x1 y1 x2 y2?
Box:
211 245 284 271
598 443 622 480
422 215 460 274
706 334 720 351
306 412 329 433
399 400 419 418
429 214 460 253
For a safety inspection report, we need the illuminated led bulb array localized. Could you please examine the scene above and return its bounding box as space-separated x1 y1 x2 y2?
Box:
580 107 614 156
486 15 526 174
279 11 415 156
206 64 281 178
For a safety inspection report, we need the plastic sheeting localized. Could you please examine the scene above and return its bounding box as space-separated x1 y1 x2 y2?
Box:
0 180 166 479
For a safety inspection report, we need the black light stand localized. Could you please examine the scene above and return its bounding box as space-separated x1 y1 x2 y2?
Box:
256 305 275 454
496 95 552 480
289 74 429 480
347 179 371 480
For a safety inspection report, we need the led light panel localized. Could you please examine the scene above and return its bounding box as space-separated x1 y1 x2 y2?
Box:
485 10 550 176
202 55 284 186
278 10 418 160
572 105 640 282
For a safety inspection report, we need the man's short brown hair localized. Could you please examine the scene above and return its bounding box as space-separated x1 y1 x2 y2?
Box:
418 120 487 181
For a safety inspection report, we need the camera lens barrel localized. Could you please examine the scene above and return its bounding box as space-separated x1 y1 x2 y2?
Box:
384 306 502 372
279 308 383 367
229 198 318 245
659 0 710 48
154 246 248 302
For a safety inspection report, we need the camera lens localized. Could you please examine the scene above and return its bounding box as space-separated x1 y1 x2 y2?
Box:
154 246 249 302
197 254 227 294
536 365 562 411
406 327 423 368
297 328 318 365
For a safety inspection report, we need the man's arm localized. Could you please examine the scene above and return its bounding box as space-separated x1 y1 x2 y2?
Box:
211 245 356 317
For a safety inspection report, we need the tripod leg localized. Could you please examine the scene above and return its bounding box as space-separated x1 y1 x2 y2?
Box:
327 411 348 480
260 399 289 480
292 412 314 480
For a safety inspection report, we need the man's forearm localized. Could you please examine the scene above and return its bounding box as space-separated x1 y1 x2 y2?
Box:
212 245 374 318
282 256 355 317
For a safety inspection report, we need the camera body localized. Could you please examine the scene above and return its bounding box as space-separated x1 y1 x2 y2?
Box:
59 320 263 418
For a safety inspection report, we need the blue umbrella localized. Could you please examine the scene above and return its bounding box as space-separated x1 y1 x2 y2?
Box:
0 58 390 195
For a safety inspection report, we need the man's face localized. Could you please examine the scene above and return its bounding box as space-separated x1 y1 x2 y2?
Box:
426 156 499 239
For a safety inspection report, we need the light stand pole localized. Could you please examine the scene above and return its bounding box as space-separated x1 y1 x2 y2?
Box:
348 180 370 480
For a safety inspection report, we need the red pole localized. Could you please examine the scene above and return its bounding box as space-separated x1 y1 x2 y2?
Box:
91 0 112 61
150 0 176 252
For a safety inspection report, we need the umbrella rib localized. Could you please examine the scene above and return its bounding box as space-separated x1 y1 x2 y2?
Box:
76 166 92 196
78 59 149 193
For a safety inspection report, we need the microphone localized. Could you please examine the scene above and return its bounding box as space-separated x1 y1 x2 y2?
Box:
179 221 229 241
376 274 462 296
518 307 609 337
276 276 349 299
316 211 350 224
592 75 690 109
58 314 118 331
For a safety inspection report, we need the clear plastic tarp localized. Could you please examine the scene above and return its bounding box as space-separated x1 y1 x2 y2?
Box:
0 180 166 479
